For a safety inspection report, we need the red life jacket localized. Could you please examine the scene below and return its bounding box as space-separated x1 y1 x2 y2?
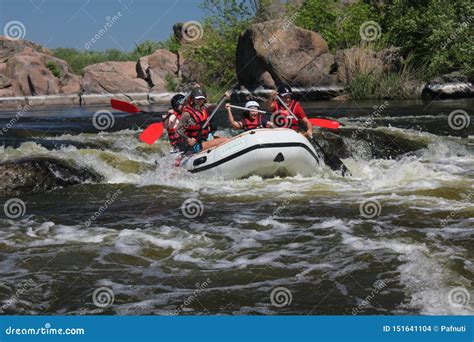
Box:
273 100 300 130
240 115 263 131
183 105 210 141
165 110 184 146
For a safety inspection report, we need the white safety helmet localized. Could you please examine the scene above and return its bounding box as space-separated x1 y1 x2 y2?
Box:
245 101 260 109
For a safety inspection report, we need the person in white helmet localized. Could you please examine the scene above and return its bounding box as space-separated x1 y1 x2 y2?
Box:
225 100 274 131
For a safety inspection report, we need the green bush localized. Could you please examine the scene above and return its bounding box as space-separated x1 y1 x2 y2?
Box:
46 61 62 78
182 0 255 91
295 0 381 50
382 0 474 77
52 48 133 75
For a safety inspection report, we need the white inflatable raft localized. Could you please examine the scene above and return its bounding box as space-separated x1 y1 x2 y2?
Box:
180 128 321 179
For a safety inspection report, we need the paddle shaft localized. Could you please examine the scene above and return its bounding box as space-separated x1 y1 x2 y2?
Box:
203 95 227 129
275 95 349 176
228 104 267 114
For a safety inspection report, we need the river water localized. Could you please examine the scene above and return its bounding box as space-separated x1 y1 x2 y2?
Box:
0 99 472 315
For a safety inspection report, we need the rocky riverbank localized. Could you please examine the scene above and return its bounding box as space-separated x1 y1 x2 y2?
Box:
0 18 472 109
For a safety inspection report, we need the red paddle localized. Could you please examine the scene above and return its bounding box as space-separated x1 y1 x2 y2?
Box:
110 99 163 144
309 118 341 130
139 123 164 144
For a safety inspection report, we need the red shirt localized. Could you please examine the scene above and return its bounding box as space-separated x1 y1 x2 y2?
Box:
272 100 307 119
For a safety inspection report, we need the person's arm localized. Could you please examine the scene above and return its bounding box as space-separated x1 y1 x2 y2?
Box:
266 90 277 112
261 116 273 128
294 102 313 137
225 103 243 130
162 109 174 130
175 112 197 146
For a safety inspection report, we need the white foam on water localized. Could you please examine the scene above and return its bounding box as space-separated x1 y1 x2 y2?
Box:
332 219 473 315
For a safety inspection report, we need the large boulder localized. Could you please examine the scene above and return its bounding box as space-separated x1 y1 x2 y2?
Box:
4 47 80 96
0 38 80 97
81 61 150 94
236 19 335 89
136 49 178 92
422 72 474 99
0 36 51 62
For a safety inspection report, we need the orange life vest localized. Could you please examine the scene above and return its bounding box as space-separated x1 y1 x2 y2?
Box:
240 115 263 131
183 105 210 141
273 100 300 130
164 110 184 146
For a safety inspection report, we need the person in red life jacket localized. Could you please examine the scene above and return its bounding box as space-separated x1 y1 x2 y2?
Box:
265 85 313 138
225 101 274 131
175 87 228 153
163 93 187 151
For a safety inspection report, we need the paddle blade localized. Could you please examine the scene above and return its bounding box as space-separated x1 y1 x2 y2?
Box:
110 99 141 113
139 123 164 145
310 118 340 130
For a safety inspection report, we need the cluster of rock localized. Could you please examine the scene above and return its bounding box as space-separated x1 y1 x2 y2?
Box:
235 19 472 100
0 18 472 107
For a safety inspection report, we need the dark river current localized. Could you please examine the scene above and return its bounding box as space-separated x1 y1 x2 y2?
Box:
0 98 472 315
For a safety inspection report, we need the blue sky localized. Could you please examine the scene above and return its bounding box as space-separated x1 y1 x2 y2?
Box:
0 0 206 51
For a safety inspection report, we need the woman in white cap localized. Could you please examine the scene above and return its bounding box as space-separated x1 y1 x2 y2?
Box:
225 101 274 131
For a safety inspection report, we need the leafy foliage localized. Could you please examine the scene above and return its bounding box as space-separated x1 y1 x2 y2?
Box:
46 61 62 78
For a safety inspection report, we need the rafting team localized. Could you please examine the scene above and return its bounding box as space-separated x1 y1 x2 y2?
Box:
163 85 313 154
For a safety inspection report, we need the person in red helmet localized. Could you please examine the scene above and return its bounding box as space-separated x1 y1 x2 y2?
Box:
225 100 273 131
266 85 313 138
175 87 228 153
